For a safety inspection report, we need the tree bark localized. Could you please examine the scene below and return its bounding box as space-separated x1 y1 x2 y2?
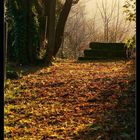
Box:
53 0 73 57
4 21 8 80
45 0 56 65
26 0 34 63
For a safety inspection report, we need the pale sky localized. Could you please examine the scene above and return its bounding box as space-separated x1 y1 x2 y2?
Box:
69 0 135 36
78 0 126 19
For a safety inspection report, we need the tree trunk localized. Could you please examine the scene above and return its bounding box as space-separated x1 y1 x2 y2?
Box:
4 21 8 80
26 0 34 63
45 0 56 65
53 0 73 57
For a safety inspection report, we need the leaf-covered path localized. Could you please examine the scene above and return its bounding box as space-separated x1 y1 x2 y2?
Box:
5 60 136 140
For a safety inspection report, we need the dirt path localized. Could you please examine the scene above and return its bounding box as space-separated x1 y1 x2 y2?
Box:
5 60 136 140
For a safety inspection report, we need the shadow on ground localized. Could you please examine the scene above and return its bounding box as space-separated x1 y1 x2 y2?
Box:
72 77 136 140
6 62 49 79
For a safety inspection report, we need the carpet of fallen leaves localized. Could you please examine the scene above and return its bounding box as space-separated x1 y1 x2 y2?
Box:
4 60 136 140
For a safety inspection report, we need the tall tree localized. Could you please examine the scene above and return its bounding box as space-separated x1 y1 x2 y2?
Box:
63 2 87 59
34 0 49 60
8 0 41 64
7 0 54 65
53 0 79 57
96 0 132 42
7 0 79 65
45 0 56 65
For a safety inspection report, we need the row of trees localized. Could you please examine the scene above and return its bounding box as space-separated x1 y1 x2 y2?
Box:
5 0 79 65
4 0 136 64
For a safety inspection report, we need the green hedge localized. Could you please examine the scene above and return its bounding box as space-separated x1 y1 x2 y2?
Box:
78 42 127 61
89 42 126 51
84 49 126 58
